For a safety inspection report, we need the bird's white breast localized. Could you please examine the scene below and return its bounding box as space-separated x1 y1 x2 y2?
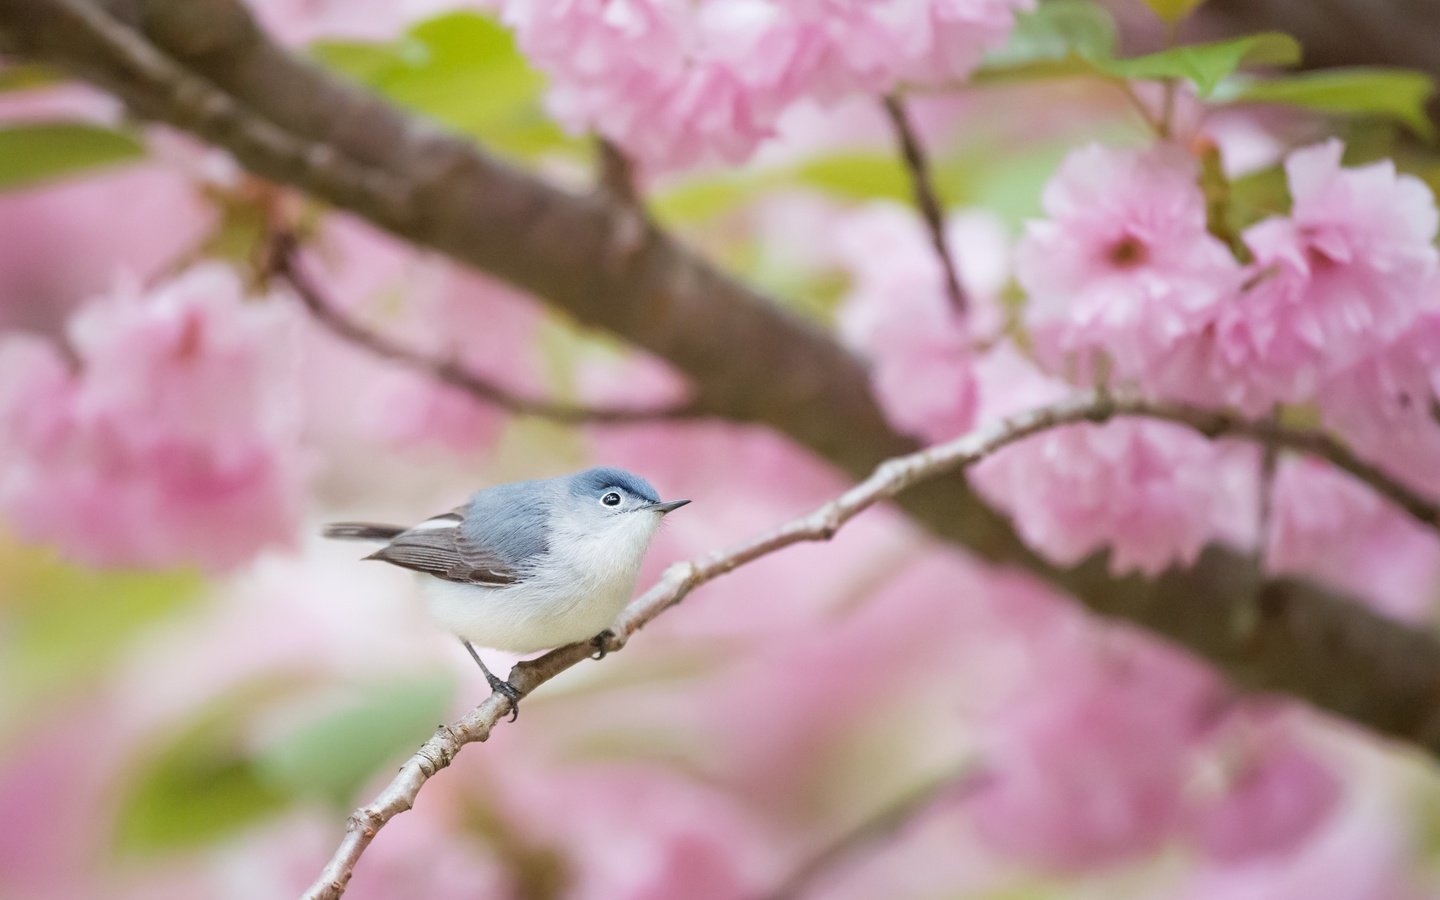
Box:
422 511 662 654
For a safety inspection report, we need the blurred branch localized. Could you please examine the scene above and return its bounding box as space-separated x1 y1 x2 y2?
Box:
10 0 1440 834
880 93 967 315
595 137 641 207
267 233 699 424
303 389 1440 898
1115 397 1440 532
767 766 985 900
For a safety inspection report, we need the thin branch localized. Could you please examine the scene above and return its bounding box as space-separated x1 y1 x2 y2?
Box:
596 137 642 208
267 233 699 425
1124 398 1440 532
766 766 985 900
301 389 1440 899
880 93 967 315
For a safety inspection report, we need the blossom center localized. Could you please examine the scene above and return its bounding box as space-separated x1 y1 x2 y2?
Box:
1107 234 1149 269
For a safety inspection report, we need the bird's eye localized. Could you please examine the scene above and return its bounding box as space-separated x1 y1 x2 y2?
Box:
601 491 622 507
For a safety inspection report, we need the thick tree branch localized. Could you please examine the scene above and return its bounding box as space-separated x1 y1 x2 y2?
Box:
267 233 699 424
881 93 968 315
8 0 1440 796
302 390 1440 898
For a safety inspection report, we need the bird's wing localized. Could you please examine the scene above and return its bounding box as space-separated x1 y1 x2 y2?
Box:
366 511 522 586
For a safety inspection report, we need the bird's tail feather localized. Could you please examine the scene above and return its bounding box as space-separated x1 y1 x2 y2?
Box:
323 522 406 541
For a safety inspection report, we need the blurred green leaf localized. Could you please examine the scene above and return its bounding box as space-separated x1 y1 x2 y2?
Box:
0 543 202 709
310 11 578 159
255 677 453 807
0 121 143 190
1226 68 1436 140
114 680 299 855
1094 33 1302 97
0 63 62 92
793 153 914 202
982 0 1117 70
978 8 1297 98
1141 0 1207 25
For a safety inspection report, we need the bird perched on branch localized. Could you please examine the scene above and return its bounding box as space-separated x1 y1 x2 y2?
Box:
325 467 689 718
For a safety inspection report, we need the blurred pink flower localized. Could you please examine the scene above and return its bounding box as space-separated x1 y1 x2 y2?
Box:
1187 732 1342 863
493 762 781 900
1265 457 1440 622
836 203 1011 442
969 631 1220 871
1321 310 1440 497
1017 143 1243 380
1148 140 1440 414
0 265 304 571
288 217 541 457
969 346 1258 574
505 0 1028 171
1178 790 1419 900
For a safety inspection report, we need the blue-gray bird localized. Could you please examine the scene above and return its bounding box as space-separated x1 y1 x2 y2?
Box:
324 467 689 716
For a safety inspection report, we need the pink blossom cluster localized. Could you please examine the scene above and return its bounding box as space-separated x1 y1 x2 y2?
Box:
970 627 1342 872
835 203 1009 443
0 265 305 571
1018 139 1440 421
846 138 1440 581
502 0 1032 170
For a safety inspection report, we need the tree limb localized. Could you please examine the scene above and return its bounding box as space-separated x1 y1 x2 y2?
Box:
267 232 699 424
302 390 1440 897
7 0 1440 791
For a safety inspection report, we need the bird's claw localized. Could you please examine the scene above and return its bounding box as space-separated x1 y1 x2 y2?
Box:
591 630 616 661
486 674 522 722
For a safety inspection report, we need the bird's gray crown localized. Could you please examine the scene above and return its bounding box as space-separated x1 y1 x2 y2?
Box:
567 466 660 503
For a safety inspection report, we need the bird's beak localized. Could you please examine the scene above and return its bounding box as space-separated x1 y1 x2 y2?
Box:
649 499 691 514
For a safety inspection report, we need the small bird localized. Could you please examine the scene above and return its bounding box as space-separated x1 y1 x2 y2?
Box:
324 467 689 718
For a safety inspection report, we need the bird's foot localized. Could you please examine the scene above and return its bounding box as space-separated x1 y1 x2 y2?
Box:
591 629 616 661
485 672 523 722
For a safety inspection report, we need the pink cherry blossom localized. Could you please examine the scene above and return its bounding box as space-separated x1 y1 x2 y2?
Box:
968 346 1258 574
836 204 1010 442
1178 790 1419 900
1017 143 1244 381
1320 310 1440 497
491 762 781 900
504 1 1029 171
969 629 1221 870
1146 140 1440 414
1187 730 1342 863
1265 457 1440 621
0 264 304 571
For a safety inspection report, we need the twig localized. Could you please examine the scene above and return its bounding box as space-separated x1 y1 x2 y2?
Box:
880 93 967 315
267 233 698 425
301 389 1439 899
766 766 985 900
596 137 641 208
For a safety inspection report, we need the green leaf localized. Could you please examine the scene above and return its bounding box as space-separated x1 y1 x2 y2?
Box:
1141 0 1208 25
0 543 202 710
0 121 144 190
1094 32 1302 97
310 11 579 159
114 680 300 855
255 677 454 807
1227 68 1436 140
984 0 1117 68
0 63 62 92
976 0 1117 84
